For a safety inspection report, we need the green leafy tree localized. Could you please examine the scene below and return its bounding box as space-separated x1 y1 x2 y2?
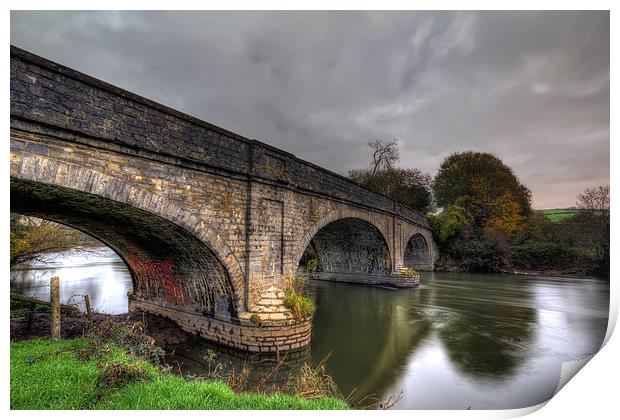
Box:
521 211 555 242
428 204 472 243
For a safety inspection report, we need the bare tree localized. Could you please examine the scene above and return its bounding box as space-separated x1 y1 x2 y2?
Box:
574 185 610 275
349 140 434 213
10 214 103 267
577 185 610 212
368 139 399 177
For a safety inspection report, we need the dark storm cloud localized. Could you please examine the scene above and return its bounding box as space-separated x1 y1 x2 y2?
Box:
10 11 609 208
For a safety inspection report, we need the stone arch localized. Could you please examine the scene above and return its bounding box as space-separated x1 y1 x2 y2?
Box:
293 209 392 276
403 233 431 268
11 153 246 316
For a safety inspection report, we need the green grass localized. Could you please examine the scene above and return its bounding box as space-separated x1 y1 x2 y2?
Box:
11 338 349 410
539 208 582 222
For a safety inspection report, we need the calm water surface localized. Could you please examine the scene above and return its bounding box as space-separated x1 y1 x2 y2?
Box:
11 249 131 314
11 251 609 409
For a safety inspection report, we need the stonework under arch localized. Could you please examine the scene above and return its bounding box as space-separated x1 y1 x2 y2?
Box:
404 233 432 269
10 154 245 317
292 209 394 274
306 217 392 275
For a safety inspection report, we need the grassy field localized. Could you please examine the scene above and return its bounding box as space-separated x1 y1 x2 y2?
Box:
539 208 583 222
10 338 349 410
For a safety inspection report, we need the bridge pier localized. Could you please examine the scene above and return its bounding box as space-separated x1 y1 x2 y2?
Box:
129 294 312 353
311 271 419 288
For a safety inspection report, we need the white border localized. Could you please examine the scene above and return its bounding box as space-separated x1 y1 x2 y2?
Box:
2 2 616 419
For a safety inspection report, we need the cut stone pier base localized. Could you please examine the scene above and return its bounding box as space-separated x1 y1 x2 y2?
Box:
311 271 420 288
129 286 311 354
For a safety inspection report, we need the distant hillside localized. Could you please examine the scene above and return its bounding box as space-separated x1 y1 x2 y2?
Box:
538 208 583 222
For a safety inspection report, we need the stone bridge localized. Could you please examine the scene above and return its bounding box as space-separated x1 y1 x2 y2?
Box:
10 46 437 353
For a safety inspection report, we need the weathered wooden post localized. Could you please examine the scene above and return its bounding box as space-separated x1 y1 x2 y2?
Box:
50 276 60 339
26 302 36 332
84 294 93 321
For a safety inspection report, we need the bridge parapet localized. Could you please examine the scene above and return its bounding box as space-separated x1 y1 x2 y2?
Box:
11 46 428 228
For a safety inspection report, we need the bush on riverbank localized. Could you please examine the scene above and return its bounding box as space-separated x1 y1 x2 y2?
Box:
10 338 349 410
87 318 166 364
432 212 608 276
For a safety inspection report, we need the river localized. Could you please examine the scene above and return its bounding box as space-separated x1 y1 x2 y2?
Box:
10 249 609 409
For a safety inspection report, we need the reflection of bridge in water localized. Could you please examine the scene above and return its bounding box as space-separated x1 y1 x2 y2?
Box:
166 336 311 390
165 274 539 401
305 274 537 400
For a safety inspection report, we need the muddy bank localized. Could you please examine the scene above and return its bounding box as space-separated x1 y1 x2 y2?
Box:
433 264 599 278
10 309 192 348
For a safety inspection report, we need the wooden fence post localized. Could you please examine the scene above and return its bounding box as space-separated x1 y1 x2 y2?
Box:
26 302 36 332
50 276 60 339
84 294 93 321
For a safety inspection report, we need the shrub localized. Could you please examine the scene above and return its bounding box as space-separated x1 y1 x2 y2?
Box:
293 273 308 292
283 289 315 321
398 267 419 277
97 361 151 390
428 204 472 243
440 236 509 272
306 259 319 273
86 318 165 364
282 273 315 321
283 290 297 309
298 297 315 319
287 357 341 401
510 241 595 273
249 314 261 325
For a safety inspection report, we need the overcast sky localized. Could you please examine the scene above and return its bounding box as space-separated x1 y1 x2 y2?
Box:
10 11 609 209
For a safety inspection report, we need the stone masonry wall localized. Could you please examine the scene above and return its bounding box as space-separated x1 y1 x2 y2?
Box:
10 131 249 263
245 180 402 305
10 46 429 229
129 297 312 353
10 131 249 314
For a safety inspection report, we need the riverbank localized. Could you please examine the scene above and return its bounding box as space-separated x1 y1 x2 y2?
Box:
10 337 349 409
10 270 610 409
10 303 350 410
10 300 191 346
432 262 605 279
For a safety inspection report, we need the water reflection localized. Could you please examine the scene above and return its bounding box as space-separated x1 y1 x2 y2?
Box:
303 273 607 409
10 249 133 314
429 275 537 379
306 281 433 399
10 253 609 409
167 337 311 389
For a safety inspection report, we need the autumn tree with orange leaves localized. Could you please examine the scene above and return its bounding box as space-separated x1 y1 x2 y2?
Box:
433 151 531 238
